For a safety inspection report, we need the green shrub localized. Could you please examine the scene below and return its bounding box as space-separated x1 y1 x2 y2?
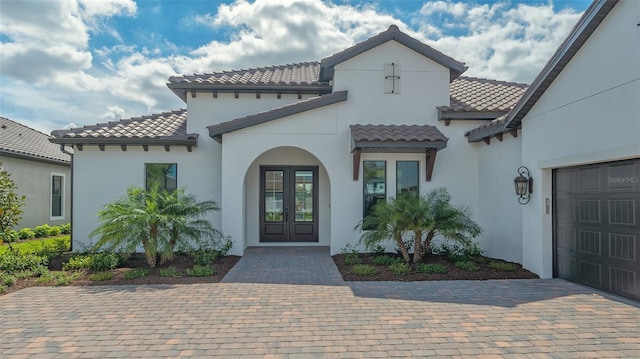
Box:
63 253 121 271
48 226 61 237
1 273 16 286
0 253 49 273
455 261 480 271
388 262 411 275
90 272 114 281
33 225 51 238
186 265 215 277
18 228 35 240
60 223 71 234
344 254 361 265
488 261 516 271
190 250 220 266
371 255 402 266
124 268 149 279
1 230 19 243
415 263 448 274
36 271 81 286
0 236 70 257
159 266 181 277
351 264 378 276
0 285 7 294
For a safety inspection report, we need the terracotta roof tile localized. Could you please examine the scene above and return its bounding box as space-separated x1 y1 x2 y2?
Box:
351 124 448 143
0 117 70 163
168 62 325 86
444 76 528 112
51 109 189 140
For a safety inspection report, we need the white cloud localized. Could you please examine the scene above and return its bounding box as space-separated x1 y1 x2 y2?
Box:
415 2 582 82
0 0 584 133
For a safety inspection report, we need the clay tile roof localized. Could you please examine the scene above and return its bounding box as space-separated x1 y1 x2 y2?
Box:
50 109 198 146
443 76 528 113
351 124 448 153
169 62 324 86
0 117 70 164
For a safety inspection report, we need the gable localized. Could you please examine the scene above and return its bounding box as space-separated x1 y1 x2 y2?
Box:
320 25 467 82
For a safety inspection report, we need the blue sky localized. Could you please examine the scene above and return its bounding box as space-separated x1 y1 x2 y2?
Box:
0 0 591 133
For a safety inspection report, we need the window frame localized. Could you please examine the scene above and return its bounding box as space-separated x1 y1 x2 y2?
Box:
363 160 387 220
396 160 419 197
50 172 65 220
145 163 178 192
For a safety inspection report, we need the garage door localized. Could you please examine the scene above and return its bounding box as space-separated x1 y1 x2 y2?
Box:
554 159 640 301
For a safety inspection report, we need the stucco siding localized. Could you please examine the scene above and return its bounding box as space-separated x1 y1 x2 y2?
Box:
0 155 71 229
71 145 222 250
520 0 640 277
476 131 523 264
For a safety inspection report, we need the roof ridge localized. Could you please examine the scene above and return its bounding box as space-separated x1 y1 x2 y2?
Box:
0 116 51 137
457 76 529 87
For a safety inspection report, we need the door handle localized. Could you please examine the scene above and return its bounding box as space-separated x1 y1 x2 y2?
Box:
285 208 289 222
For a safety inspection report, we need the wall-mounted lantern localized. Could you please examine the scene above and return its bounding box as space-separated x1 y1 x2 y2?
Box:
514 166 533 204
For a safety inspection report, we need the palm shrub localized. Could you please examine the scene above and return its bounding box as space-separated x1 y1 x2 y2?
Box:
356 188 482 263
90 185 222 268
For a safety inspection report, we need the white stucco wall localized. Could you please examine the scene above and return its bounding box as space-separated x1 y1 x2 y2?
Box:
520 0 640 277
476 131 523 264
71 145 221 251
0 155 71 229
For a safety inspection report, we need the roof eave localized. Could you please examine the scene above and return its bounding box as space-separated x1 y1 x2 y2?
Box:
353 141 448 153
465 123 508 142
167 83 332 103
49 135 199 147
0 149 71 165
502 0 619 129
438 109 509 120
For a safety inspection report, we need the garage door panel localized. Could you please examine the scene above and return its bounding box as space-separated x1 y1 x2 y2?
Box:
554 159 640 301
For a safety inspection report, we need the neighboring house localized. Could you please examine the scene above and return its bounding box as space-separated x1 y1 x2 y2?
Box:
0 117 71 229
51 0 639 300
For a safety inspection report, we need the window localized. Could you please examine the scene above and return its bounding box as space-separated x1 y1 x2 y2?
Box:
363 161 386 219
384 63 400 94
396 161 419 197
145 163 177 191
51 173 64 219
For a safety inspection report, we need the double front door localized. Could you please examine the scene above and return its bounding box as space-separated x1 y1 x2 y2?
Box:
260 166 319 242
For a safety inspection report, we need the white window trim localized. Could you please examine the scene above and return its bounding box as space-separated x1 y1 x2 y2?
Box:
50 172 65 221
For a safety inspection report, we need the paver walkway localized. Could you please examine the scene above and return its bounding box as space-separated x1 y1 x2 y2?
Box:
2 247 640 358
221 247 344 285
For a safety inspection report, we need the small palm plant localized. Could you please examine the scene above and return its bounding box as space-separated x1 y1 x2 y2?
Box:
91 185 221 268
356 187 482 264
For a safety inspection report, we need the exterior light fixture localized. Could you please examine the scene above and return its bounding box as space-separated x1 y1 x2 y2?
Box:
514 166 533 204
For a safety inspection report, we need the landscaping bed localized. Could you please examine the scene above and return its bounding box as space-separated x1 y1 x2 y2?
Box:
333 252 539 281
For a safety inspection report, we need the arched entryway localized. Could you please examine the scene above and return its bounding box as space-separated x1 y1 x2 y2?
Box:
243 146 331 247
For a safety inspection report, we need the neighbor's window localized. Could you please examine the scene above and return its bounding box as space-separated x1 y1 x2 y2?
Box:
363 161 386 219
51 173 64 219
146 163 177 191
396 161 419 197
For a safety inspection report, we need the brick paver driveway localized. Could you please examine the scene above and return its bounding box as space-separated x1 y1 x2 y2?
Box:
2 248 639 358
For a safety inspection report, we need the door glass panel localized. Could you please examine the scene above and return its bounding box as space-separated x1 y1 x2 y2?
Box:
294 170 313 222
265 170 284 222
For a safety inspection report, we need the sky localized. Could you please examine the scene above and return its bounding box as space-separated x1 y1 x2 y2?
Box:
0 0 592 134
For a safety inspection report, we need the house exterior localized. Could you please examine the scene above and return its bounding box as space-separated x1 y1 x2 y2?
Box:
51 0 639 300
1 117 71 229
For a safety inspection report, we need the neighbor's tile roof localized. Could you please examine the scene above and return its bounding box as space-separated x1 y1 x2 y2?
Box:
351 124 448 143
50 109 197 146
443 76 528 113
0 117 70 164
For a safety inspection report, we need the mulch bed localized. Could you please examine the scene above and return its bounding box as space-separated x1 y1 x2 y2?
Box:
333 253 539 281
